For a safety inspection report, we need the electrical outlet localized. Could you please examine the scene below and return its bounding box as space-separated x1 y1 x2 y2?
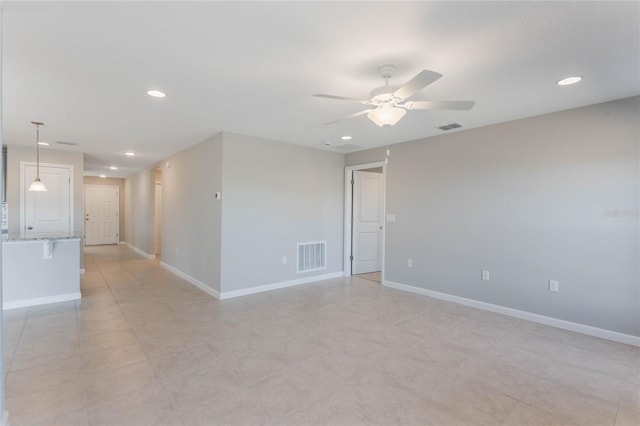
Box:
482 270 490 281
282 256 287 265
406 258 413 268
549 280 559 292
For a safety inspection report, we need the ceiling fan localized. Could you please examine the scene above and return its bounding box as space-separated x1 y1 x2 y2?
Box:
313 65 475 127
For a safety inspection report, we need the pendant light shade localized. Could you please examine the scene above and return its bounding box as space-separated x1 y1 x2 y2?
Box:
28 121 47 192
367 106 406 127
29 178 47 192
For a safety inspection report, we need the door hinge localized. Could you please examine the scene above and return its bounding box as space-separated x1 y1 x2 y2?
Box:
351 179 354 186
350 255 354 261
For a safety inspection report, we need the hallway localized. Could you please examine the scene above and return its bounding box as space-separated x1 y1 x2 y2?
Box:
2 245 638 425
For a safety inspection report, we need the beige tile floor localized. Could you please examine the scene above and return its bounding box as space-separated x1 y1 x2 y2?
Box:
3 244 639 426
354 272 381 284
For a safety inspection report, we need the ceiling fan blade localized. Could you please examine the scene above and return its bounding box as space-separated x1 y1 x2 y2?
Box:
313 94 368 104
324 109 374 125
404 100 475 110
393 70 443 100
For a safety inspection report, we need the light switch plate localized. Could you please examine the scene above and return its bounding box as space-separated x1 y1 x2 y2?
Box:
549 280 559 292
386 214 396 222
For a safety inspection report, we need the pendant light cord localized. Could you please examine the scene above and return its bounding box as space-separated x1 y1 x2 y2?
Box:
36 124 40 179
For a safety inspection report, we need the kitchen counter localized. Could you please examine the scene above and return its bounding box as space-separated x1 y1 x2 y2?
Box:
2 232 83 242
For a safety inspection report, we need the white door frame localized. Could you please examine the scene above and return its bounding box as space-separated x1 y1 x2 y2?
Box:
20 161 75 234
84 184 120 245
344 161 387 279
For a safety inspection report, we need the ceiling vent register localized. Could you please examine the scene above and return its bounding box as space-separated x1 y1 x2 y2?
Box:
438 123 462 131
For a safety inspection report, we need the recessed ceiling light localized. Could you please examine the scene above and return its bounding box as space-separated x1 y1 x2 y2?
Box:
147 90 166 98
340 136 352 140
37 141 49 146
124 151 136 156
109 166 118 170
99 174 106 178
557 76 582 86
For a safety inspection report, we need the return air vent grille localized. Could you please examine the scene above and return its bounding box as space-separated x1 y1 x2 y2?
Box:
297 241 327 273
437 122 462 131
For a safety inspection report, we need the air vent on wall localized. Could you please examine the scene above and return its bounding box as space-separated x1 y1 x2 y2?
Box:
56 141 78 146
437 122 462 131
297 241 327 273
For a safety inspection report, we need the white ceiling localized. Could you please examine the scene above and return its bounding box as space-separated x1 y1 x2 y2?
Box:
3 1 639 178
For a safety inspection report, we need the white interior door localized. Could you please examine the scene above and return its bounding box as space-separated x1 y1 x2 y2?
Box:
23 164 72 236
85 185 119 245
352 170 383 274
155 183 162 256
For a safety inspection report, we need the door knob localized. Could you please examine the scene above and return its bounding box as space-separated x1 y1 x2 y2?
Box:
27 226 33 230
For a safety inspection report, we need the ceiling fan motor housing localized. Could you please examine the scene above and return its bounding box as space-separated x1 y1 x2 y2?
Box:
370 85 400 104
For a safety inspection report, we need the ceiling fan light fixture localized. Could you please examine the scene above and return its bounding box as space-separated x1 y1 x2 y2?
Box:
367 106 406 127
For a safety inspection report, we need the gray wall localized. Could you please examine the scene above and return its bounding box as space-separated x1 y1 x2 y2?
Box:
220 132 344 292
347 96 640 336
83 176 125 240
161 133 223 292
124 169 155 255
6 146 84 235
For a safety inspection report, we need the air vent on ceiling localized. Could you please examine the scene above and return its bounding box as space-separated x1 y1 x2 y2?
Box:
437 123 462 131
297 241 327 273
334 143 361 151
56 141 78 146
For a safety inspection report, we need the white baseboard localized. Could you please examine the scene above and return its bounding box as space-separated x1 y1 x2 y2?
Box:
160 262 221 299
3 292 82 310
383 280 640 347
159 261 345 301
120 241 155 259
219 271 346 300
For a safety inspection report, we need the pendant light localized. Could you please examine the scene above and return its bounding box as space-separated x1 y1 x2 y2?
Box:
28 121 47 192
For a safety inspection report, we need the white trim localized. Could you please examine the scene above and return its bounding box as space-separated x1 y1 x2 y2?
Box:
3 292 81 310
219 271 346 300
159 261 345 301
2 411 8 426
80 268 85 274
160 261 221 299
383 280 640 347
120 241 155 259
344 161 387 280
20 161 75 235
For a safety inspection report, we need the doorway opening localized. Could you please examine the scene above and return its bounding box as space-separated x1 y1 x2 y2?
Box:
344 161 386 283
154 168 162 258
